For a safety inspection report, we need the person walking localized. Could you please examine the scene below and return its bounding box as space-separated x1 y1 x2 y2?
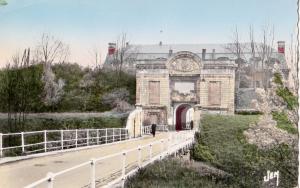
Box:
190 120 194 130
151 123 157 137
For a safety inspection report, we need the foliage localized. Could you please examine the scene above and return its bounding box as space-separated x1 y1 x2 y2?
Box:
271 111 297 134
125 158 234 188
273 72 283 86
192 114 297 188
0 0 7 6
276 87 298 110
273 72 298 110
0 63 136 113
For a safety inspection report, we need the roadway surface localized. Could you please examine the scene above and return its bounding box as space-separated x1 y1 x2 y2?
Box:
0 132 171 188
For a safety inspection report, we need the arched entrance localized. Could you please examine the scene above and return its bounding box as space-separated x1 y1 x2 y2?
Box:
175 104 194 131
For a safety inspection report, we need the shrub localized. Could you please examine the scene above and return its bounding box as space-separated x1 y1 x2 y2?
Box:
272 111 297 134
273 72 283 86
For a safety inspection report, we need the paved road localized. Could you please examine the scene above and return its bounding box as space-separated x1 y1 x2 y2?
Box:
0 132 171 188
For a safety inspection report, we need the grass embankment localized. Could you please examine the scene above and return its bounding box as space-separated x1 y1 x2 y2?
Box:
126 115 298 188
125 158 228 188
195 115 298 188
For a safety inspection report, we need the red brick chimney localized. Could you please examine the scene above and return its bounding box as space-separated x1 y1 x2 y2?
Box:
108 43 116 55
277 41 285 54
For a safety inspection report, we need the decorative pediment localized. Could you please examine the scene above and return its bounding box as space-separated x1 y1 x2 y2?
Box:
167 51 202 74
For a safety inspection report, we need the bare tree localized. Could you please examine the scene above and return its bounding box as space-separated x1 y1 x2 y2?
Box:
35 33 70 65
89 46 102 69
225 27 245 104
286 33 298 95
111 33 139 79
35 34 68 108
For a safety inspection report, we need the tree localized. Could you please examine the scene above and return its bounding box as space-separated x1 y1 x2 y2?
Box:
225 27 246 89
111 33 139 82
0 0 7 6
35 33 70 65
35 34 69 109
0 48 44 133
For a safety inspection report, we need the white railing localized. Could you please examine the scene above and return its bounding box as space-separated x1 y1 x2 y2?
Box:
0 128 129 158
25 131 195 188
141 125 168 135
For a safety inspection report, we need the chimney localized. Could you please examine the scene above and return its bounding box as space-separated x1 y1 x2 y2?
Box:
212 49 215 59
277 41 285 54
108 43 116 55
202 49 206 60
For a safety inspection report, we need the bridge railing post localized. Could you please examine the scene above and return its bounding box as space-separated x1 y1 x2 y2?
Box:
90 158 96 188
60 130 64 150
75 129 78 148
0 133 2 157
87 129 89 146
96 129 99 145
21 132 25 153
105 128 108 144
112 128 114 142
138 145 142 168
44 130 47 152
47 172 54 188
122 151 126 179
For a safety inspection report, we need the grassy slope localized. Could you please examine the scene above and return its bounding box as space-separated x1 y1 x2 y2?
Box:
195 114 297 188
126 115 298 188
125 158 228 188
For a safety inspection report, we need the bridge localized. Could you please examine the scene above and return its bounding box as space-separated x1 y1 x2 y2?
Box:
0 126 195 188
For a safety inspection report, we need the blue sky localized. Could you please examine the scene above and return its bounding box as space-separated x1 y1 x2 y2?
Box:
0 0 297 67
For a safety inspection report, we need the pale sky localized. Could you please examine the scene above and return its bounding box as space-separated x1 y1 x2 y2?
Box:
0 0 297 68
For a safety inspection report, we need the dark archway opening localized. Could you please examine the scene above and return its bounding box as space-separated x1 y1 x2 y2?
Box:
175 104 192 131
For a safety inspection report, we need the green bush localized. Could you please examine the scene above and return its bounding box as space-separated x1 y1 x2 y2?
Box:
272 111 297 134
276 87 298 110
273 72 283 86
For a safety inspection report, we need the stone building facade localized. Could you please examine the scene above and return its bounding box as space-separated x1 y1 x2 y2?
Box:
135 51 236 130
105 42 288 130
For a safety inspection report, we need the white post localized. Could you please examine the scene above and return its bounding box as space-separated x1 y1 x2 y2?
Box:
0 133 2 157
44 130 47 152
122 151 126 179
149 144 152 160
119 128 122 141
60 130 64 150
90 158 96 188
112 128 114 142
75 129 78 148
138 145 142 168
105 128 108 144
21 132 25 153
47 172 54 188
87 129 89 146
96 129 99 145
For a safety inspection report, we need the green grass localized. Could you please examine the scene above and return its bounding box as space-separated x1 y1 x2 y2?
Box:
192 114 298 188
126 115 297 187
272 111 297 134
125 158 234 188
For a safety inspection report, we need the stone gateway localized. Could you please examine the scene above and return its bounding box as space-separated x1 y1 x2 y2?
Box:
135 51 237 130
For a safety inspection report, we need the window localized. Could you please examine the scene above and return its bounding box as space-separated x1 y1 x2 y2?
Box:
208 81 221 106
149 81 160 104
